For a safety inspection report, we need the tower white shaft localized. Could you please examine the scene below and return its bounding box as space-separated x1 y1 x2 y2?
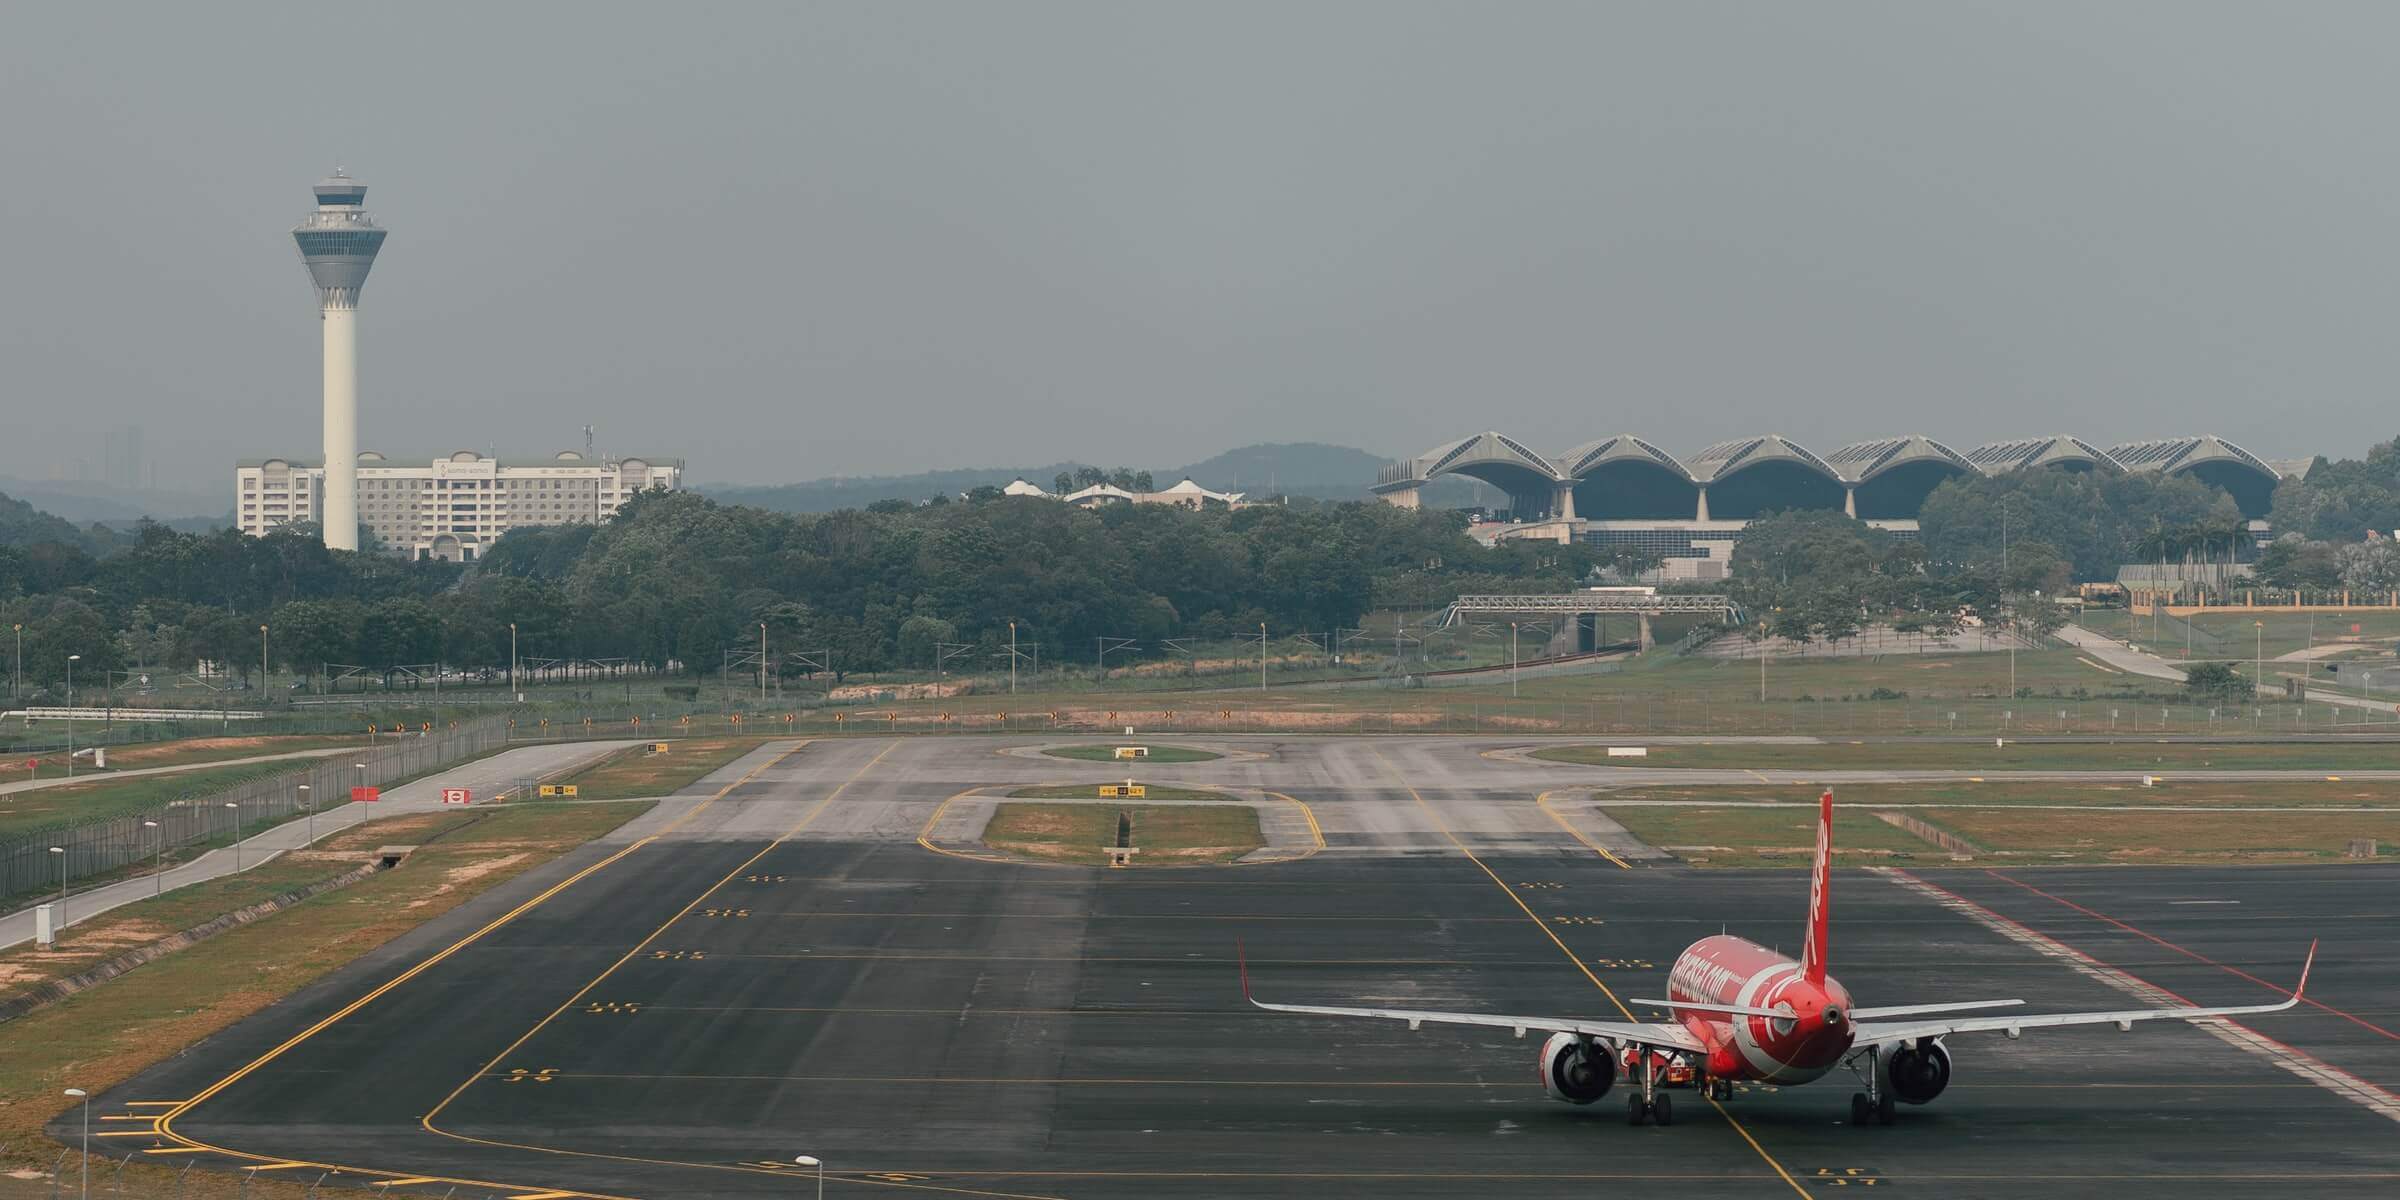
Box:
320 302 359 550
292 172 385 552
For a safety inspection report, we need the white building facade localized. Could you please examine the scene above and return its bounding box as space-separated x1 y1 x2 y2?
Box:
235 450 683 562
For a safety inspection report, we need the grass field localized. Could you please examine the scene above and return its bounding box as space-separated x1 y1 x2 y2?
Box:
1042 743 1221 763
0 798 653 1198
1596 806 1941 868
8 733 362 776
1599 778 2400 867
2078 607 2400 661
1598 779 2399 810
549 736 777 800
1533 740 2400 771
0 760 305 839
0 857 359 1002
981 802 1263 866
1010 783 1235 802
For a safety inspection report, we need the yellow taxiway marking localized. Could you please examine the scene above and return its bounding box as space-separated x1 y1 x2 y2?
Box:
120 1101 182 1107
101 1115 161 1121
409 745 1059 1200
1746 769 1773 783
509 1192 583 1199
245 1162 312 1171
382 1178 445 1187
96 1130 167 1137
148 742 813 1199
1369 748 1809 1200
1533 790 1631 868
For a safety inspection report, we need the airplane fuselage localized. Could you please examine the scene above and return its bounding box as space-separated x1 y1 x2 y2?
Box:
1666 935 1856 1085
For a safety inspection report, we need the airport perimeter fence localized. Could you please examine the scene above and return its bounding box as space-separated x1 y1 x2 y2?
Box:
0 715 510 904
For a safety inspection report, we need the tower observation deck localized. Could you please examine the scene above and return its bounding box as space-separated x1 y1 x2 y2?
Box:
293 173 387 551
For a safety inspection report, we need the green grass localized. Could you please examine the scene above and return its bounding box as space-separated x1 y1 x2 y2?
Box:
1596 805 1939 868
981 802 1264 866
1598 779 2400 809
0 858 357 1002
1597 778 2400 867
2079 607 2400 661
0 760 303 838
1041 743 1221 763
1533 741 2400 771
548 736 778 800
0 798 655 1199
1011 783 1235 802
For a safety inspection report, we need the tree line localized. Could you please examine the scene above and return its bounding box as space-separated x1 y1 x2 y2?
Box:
0 490 1593 693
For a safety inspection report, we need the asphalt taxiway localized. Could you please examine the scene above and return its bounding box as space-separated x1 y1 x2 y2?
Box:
79 736 2400 1198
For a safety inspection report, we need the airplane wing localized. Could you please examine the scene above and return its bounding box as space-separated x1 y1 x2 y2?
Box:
1239 943 1704 1053
1247 994 1708 1053
1855 942 2313 1047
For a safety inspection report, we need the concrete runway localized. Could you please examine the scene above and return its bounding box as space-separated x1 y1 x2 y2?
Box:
80 736 2400 1198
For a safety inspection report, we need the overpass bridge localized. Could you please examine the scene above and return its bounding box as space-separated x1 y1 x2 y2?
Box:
1436 593 1744 652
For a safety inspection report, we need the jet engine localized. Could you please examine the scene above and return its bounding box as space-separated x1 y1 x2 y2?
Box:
1880 1041 1952 1105
1539 1032 1614 1105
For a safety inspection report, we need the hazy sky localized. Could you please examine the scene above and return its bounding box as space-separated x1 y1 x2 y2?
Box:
5 2 2397 491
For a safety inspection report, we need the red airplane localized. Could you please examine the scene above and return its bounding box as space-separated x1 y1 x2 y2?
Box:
1246 789 2314 1127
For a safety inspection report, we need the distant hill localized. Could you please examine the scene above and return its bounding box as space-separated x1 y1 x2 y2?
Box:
0 491 121 555
697 462 1097 513
0 477 224 524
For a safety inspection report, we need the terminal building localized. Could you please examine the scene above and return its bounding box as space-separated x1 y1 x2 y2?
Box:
235 449 684 562
1374 433 2293 578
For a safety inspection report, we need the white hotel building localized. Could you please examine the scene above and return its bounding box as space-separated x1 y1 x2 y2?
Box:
235 449 684 562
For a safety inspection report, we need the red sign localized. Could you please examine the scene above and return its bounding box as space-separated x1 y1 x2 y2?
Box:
351 786 380 803
22 759 34 771
441 787 472 805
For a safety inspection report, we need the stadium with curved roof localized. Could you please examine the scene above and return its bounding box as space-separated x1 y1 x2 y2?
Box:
1372 430 2291 577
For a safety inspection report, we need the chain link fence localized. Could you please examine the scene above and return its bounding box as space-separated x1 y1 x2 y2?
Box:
0 717 509 904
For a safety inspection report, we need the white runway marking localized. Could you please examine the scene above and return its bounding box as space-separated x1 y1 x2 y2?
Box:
1875 868 2400 1125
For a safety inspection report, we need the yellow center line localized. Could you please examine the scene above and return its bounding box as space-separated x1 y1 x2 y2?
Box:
1534 790 1631 868
423 741 899 1126
148 740 813 1199
1368 747 1807 1200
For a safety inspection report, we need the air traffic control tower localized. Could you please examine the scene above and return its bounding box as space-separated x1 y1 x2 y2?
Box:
292 172 387 551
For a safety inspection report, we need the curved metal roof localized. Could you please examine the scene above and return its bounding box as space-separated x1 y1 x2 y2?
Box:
1963 435 2122 473
1685 435 1838 484
1416 431 1563 481
1557 434 1689 481
2104 435 2274 477
1822 435 1977 484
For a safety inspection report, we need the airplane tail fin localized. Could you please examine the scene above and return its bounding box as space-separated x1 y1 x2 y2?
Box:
1802 789 1832 986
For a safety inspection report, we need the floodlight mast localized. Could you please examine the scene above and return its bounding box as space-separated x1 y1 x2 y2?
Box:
293 172 387 552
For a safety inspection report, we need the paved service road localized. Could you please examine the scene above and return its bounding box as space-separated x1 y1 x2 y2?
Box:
76 736 2400 1198
0 740 628 951
0 746 350 798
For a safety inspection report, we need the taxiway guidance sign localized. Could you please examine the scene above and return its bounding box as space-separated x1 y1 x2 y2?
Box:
351 785 380 803
442 787 472 805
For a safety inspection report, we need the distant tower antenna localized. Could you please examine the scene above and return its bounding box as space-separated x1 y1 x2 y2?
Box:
585 424 596 462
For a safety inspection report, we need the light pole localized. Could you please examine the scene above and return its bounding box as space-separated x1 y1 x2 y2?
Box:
9 622 19 702
1509 621 1520 698
793 1155 822 1200
354 762 369 829
64 1087 89 1200
260 623 271 694
759 622 768 706
1008 621 1017 695
144 820 161 895
226 801 243 869
1259 622 1268 691
298 783 313 848
509 622 518 699
49 845 66 924
2255 619 2265 697
65 654 81 778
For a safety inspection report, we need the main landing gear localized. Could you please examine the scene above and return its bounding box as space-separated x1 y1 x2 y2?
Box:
1849 1045 1896 1126
1626 1050 1673 1126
